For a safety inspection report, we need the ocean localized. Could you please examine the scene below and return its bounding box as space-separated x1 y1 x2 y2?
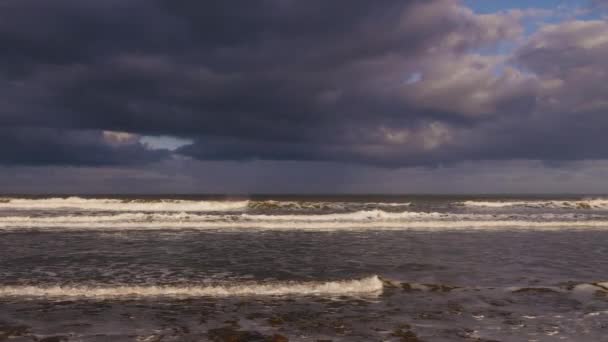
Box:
0 195 607 341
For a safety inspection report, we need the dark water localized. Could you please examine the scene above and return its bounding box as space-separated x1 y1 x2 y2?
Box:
1 195 607 341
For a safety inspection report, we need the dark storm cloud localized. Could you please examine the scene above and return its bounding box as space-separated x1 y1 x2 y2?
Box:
0 128 168 166
0 0 606 167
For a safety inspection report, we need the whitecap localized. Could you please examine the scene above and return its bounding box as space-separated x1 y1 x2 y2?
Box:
0 197 249 212
0 276 383 299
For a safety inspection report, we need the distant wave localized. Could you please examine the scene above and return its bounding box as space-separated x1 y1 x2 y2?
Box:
0 197 250 212
0 197 411 212
248 200 343 211
1 210 607 230
462 199 608 210
241 209 426 221
248 200 410 211
0 276 383 299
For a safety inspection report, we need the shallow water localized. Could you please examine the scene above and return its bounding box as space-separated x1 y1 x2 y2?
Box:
0 196 607 341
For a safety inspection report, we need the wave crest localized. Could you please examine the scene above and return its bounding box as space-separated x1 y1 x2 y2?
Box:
0 197 249 212
463 199 608 210
0 276 383 299
1 211 607 230
0 197 413 213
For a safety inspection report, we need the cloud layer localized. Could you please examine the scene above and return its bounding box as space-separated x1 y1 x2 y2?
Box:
1 0 607 168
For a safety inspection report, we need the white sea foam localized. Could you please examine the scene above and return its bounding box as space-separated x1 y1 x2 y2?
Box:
362 202 412 208
0 197 249 212
0 276 383 299
0 210 432 224
242 209 429 221
0 210 563 223
248 200 343 210
0 197 414 212
248 200 411 211
463 199 608 209
0 211 606 230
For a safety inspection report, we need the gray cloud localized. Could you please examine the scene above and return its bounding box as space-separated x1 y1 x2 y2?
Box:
0 0 606 168
516 20 608 114
0 128 168 166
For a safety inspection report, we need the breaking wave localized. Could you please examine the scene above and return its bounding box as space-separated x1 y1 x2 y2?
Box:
0 197 250 212
0 197 411 212
462 199 608 210
0 276 383 299
248 200 343 211
1 210 607 230
247 200 410 211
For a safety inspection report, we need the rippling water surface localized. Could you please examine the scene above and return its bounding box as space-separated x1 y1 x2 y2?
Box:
0 195 607 341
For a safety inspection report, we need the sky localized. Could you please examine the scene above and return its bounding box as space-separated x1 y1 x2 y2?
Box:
1 0 608 194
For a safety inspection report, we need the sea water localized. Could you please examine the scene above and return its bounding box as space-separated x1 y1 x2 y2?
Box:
0 195 607 341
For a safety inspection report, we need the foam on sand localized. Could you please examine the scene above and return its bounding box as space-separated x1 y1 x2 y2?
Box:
0 276 383 299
